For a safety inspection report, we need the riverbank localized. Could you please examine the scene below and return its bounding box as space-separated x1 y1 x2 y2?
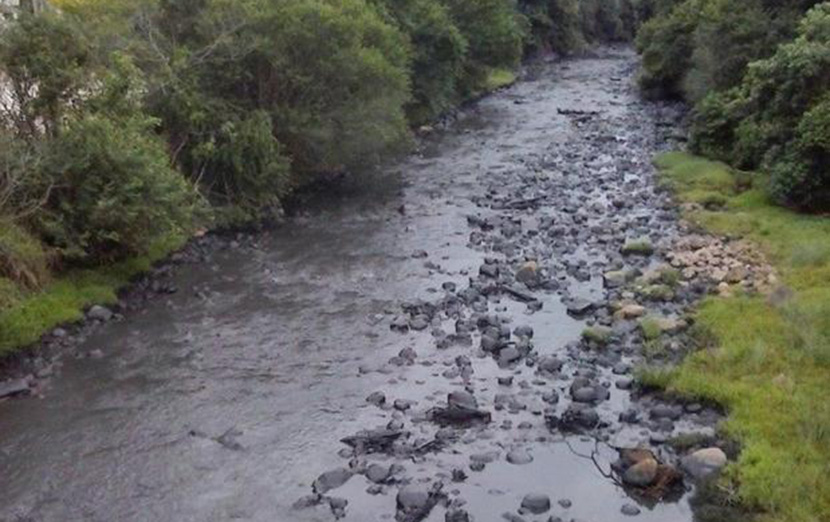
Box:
651 152 830 521
0 64 522 394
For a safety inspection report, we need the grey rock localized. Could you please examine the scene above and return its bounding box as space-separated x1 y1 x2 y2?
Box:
0 379 29 398
366 464 391 484
650 404 682 420
397 485 429 511
87 305 113 321
681 447 727 479
506 448 533 465
621 503 641 516
313 468 353 494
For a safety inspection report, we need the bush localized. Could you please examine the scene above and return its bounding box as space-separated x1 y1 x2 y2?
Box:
374 0 467 123
443 0 524 93
691 3 830 211
682 0 779 103
142 0 412 185
635 0 702 98
548 0 584 54
38 114 200 261
0 12 91 138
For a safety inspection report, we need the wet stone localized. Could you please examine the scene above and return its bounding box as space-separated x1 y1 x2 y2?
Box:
623 458 658 487
446 508 471 522
538 356 563 373
499 346 522 365
313 468 353 494
621 503 642 516
650 404 683 420
506 448 533 465
397 485 429 511
521 493 551 514
410 315 431 331
514 325 534 338
366 464 391 484
366 391 386 407
498 376 514 386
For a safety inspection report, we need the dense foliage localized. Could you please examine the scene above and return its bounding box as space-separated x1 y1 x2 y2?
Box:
636 0 830 211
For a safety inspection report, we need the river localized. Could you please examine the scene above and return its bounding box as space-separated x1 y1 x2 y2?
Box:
0 47 718 522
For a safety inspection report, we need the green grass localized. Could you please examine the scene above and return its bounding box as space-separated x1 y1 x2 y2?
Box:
640 316 663 340
482 68 517 92
0 233 186 355
653 152 830 522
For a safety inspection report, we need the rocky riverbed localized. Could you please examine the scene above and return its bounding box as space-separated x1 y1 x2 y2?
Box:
0 47 749 522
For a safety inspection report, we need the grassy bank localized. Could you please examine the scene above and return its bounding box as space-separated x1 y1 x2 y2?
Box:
651 151 830 521
0 233 186 356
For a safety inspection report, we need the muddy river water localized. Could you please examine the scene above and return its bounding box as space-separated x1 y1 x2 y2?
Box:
0 48 719 522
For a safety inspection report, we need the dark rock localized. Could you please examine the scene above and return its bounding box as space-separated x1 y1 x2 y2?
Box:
431 391 491 425
551 404 599 431
446 508 471 522
366 391 386 407
341 429 404 454
521 493 551 514
619 408 639 424
650 404 682 420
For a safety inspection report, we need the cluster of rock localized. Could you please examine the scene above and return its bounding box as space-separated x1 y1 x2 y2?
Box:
290 54 736 522
667 234 777 296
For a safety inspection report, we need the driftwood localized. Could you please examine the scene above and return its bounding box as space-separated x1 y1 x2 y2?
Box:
557 108 600 116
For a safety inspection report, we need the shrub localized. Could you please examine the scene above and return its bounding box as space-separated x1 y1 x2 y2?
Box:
635 0 702 98
443 0 524 93
0 12 91 138
142 0 412 184
547 0 583 54
682 0 779 103
518 0 554 54
691 3 830 210
374 0 468 123
38 114 200 261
